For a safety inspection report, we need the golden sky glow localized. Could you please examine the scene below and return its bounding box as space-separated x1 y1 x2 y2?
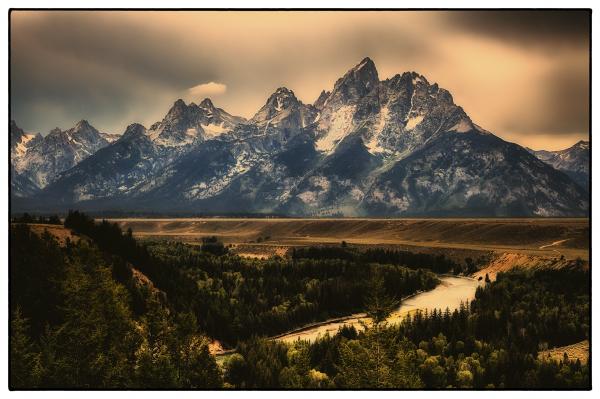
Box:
11 10 589 150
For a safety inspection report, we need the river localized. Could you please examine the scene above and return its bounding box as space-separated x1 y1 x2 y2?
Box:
275 276 482 344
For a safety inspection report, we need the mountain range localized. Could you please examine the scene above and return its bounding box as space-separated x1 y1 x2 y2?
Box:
527 141 589 191
10 58 589 216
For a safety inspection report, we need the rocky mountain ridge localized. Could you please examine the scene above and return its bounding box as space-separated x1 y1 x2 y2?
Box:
11 58 589 216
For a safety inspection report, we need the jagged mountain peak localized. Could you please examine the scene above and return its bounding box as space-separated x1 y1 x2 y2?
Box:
10 120 42 156
13 57 589 217
343 57 378 80
315 59 467 154
404 71 429 86
67 120 105 141
199 97 216 111
266 87 299 107
147 97 245 146
321 57 381 112
314 90 330 109
10 120 26 143
528 139 590 191
251 87 305 124
273 86 295 95
10 119 22 134
11 120 112 190
75 119 92 129
122 123 147 139
166 99 188 116
385 71 440 93
354 57 377 74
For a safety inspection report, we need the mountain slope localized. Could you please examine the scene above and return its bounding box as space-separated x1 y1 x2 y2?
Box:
16 58 589 217
362 130 588 216
146 98 245 147
11 121 43 197
11 120 112 189
528 141 589 190
40 123 172 205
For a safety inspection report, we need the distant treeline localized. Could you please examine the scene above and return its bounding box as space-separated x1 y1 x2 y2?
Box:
11 213 62 225
67 210 293 218
291 246 481 274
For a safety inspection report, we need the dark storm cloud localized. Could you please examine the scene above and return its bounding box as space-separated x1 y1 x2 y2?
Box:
10 12 229 134
445 10 591 138
538 61 589 135
446 10 590 48
18 13 222 86
10 11 589 150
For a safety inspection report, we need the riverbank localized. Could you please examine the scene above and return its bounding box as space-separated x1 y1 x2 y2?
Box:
214 275 481 355
275 275 482 344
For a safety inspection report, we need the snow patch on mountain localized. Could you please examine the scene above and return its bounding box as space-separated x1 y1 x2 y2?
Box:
449 119 473 133
316 105 356 152
201 123 227 138
405 114 424 130
15 133 37 156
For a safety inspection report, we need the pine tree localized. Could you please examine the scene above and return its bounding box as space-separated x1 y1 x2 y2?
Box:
10 308 41 389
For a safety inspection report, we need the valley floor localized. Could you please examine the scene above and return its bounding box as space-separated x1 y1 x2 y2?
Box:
107 217 589 358
109 217 589 266
12 217 590 389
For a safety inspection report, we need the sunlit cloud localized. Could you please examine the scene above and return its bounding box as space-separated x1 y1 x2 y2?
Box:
188 82 227 99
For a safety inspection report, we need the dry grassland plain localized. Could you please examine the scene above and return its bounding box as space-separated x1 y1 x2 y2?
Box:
108 218 588 260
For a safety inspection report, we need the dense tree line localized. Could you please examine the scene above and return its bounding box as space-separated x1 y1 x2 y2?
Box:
63 210 439 344
291 246 483 274
147 241 439 343
223 268 590 389
10 224 221 389
10 211 589 389
11 211 438 388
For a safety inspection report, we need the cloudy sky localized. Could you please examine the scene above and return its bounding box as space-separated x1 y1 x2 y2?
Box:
11 10 589 150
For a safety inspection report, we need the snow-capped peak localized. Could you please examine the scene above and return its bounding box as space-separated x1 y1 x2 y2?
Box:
251 87 300 121
145 97 245 146
269 87 298 109
12 57 589 218
11 119 112 189
200 97 216 110
248 86 318 131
